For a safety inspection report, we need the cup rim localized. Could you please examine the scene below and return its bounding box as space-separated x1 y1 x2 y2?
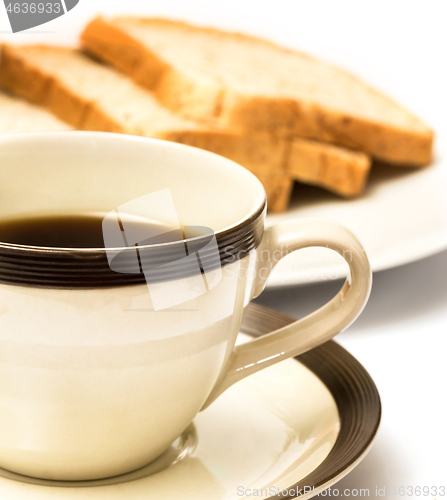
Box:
0 132 267 287
0 132 267 256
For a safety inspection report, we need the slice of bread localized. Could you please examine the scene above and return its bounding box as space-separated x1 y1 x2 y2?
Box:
0 44 369 211
81 17 433 166
257 175 294 213
0 90 71 133
0 44 291 211
288 139 370 197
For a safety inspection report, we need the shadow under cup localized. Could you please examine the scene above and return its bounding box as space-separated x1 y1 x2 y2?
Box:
0 132 267 481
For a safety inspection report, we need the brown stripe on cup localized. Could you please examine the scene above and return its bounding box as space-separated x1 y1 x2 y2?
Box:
0 202 265 289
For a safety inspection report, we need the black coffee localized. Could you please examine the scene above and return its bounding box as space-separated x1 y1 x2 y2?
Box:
0 213 193 249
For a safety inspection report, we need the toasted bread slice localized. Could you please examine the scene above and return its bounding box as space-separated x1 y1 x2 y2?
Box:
81 17 433 166
288 139 370 197
0 90 71 133
0 44 369 209
0 44 292 211
257 175 294 213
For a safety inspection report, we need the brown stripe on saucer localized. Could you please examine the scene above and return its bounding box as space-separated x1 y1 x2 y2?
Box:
242 304 381 499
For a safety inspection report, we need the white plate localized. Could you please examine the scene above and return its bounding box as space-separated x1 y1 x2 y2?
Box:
266 157 447 287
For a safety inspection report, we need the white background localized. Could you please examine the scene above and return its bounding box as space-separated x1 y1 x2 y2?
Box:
1 0 447 496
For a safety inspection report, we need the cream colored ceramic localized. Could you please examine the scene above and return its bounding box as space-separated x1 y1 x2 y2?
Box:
0 133 371 481
0 319 381 500
0 333 340 499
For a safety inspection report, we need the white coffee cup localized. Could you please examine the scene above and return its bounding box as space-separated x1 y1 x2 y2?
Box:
0 132 371 481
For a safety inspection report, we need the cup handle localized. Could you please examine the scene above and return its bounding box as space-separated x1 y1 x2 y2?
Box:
202 218 372 409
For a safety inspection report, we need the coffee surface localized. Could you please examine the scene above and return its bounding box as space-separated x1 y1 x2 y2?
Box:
0 213 190 249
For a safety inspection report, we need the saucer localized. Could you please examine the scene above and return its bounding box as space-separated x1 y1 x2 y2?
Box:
0 304 381 499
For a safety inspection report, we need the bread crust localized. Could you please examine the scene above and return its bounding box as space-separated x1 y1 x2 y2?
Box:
81 21 374 194
81 17 433 166
288 139 371 197
82 17 223 121
256 175 295 213
0 43 371 211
